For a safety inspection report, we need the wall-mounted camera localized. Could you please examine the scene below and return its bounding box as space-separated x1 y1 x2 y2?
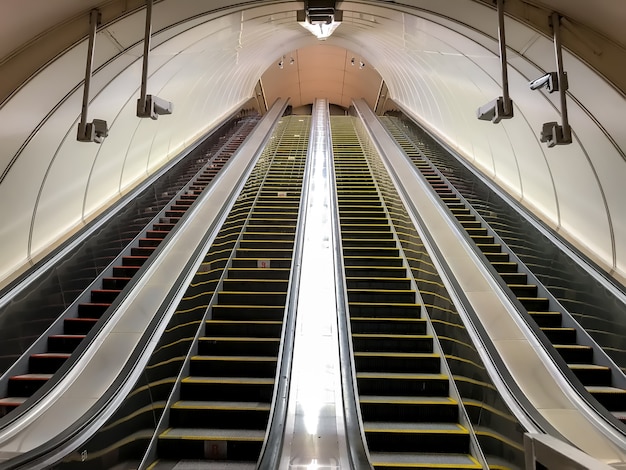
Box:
529 72 566 93
137 94 173 120
540 121 572 147
476 96 513 124
77 119 109 144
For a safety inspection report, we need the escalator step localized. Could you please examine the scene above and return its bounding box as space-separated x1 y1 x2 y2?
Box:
204 320 283 337
351 317 427 335
541 327 576 344
190 356 277 377
221 279 288 292
369 452 481 469
7 374 52 396
347 278 412 290
364 422 470 454
508 284 538 297
122 255 149 267
139 237 162 248
211 305 285 321
64 317 98 335
349 302 421 318
517 297 549 311
345 266 407 278
586 386 626 410
530 311 562 327
0 397 26 416
77 302 110 318
357 373 449 397
499 272 527 284
355 352 440 373
353 334 433 353
29 353 70 373
235 249 293 259
217 291 287 306
231 258 292 269
131 246 156 257
484 252 509 263
554 345 593 363
102 276 131 290
180 377 274 402
343 257 404 267
91 289 122 303
475 243 501 254
198 337 280 356
348 289 416 303
360 396 458 422
169 401 270 429
48 334 85 353
238 240 294 250
226 268 291 280
113 265 141 277
158 428 264 461
569 364 612 386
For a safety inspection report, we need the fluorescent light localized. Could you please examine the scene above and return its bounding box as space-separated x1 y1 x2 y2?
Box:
298 19 341 40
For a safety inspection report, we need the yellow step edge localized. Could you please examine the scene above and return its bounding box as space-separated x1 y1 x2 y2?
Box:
365 424 468 434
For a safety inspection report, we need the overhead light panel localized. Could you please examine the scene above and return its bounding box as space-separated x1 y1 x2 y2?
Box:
297 1 342 40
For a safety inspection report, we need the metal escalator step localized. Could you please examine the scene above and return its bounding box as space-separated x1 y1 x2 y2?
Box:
508 284 538 297
211 305 285 321
7 374 53 396
354 352 440 373
351 317 427 335
190 356 277 377
529 311 562 327
517 297 549 311
499 272 527 284
226 268 290 280
475 243 501 253
348 289 416 303
541 327 576 343
370 451 481 469
198 337 280 356
204 320 283 337
353 334 433 353
349 302 421 318
221 279 288 292
29 353 71 373
585 386 626 410
216 291 287 305
169 400 270 429
345 266 406 278
347 278 412 290
230 258 292 269
569 364 612 386
361 395 458 423
554 344 593 363
343 256 404 267
357 373 449 397
364 422 470 453
158 427 264 461
180 377 274 402
235 248 292 259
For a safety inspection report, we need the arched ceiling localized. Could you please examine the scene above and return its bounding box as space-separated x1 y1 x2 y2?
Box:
0 0 625 288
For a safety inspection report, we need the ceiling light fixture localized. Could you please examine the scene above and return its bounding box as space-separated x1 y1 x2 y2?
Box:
297 1 342 40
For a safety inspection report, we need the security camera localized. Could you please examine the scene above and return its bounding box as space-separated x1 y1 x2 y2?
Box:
137 94 173 120
539 121 572 147
476 96 513 123
529 72 562 93
77 119 109 143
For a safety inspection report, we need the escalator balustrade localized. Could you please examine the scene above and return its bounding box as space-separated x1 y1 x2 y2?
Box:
0 119 259 418
152 116 309 468
382 116 626 425
332 116 481 469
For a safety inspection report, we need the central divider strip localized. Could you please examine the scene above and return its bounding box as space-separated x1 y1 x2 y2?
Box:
277 100 353 468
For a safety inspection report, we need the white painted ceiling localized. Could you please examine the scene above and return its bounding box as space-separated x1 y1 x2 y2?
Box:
0 0 625 288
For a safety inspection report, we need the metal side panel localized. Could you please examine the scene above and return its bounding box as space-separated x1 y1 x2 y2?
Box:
0 98 290 462
351 99 626 467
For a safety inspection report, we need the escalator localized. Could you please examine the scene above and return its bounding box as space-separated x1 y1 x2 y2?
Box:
381 115 626 427
332 116 482 469
150 115 310 468
0 117 260 418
